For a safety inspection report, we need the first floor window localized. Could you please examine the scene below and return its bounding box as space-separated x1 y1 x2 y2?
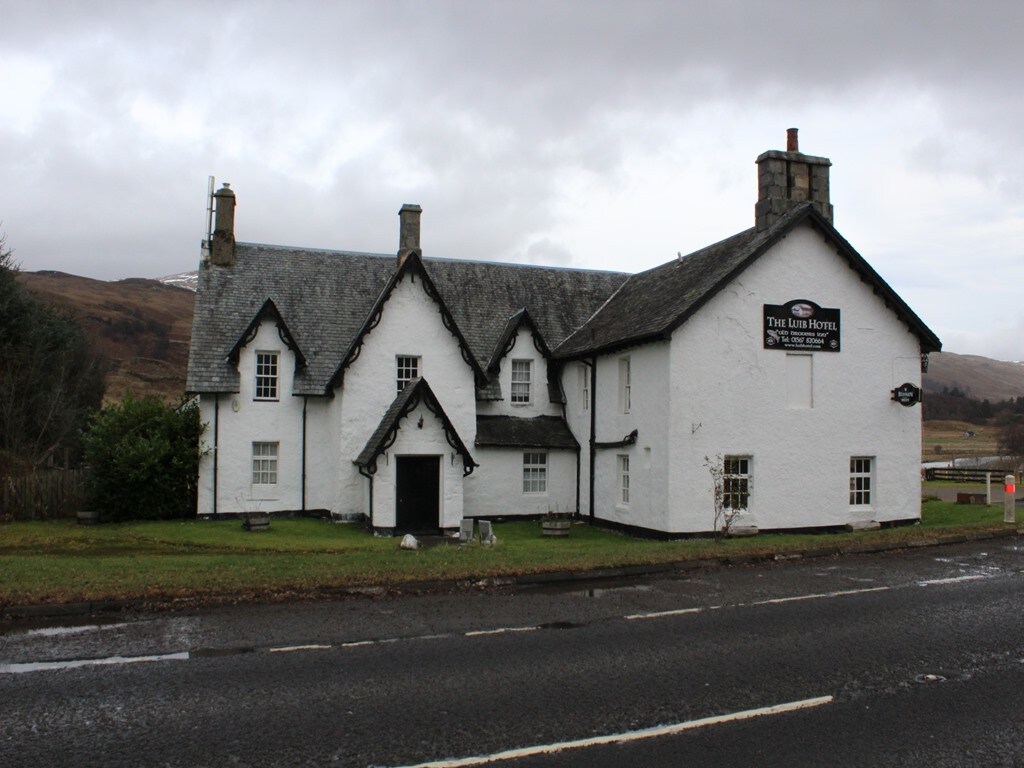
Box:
511 359 532 404
252 442 279 485
579 363 590 411
619 356 631 413
397 355 420 394
850 457 873 506
523 451 547 493
723 456 750 510
255 351 279 400
619 454 630 504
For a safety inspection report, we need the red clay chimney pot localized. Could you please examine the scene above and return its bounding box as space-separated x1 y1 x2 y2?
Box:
787 128 799 153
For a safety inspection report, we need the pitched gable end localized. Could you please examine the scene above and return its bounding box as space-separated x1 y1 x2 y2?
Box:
227 298 307 369
554 204 940 359
354 377 477 476
328 252 487 393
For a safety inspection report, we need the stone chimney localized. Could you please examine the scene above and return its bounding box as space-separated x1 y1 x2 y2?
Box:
210 183 236 267
397 203 422 267
755 128 833 232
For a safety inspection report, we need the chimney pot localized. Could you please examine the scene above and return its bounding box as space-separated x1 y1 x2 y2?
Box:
787 128 799 153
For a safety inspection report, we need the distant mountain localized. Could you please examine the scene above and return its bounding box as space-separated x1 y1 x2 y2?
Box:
18 269 1024 406
17 271 195 403
923 351 1024 402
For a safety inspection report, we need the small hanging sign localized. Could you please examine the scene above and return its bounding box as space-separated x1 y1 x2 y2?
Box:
763 299 841 352
892 382 921 407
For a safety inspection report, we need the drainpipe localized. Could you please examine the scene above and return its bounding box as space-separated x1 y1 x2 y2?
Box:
301 396 308 511
572 361 593 520
358 465 374 524
588 356 597 521
212 394 219 518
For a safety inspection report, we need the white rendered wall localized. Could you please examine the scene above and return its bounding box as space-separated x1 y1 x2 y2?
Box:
477 326 562 417
666 223 924 533
338 271 478 522
464 448 577 517
196 320 308 515
561 361 593 517
362 400 466 529
587 341 672 529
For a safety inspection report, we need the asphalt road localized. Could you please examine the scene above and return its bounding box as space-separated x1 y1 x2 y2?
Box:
2 539 1023 767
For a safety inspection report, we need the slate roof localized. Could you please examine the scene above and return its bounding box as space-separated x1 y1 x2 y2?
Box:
475 415 580 450
186 245 627 396
553 204 942 359
187 204 940 395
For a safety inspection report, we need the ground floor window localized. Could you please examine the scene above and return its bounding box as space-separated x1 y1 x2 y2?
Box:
619 454 630 504
850 457 873 506
723 455 750 510
522 452 547 493
252 442 279 485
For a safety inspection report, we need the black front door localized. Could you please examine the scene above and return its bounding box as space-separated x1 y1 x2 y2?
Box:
395 456 440 533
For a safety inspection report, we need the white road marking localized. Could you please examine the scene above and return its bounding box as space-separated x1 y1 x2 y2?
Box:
918 574 989 586
392 695 834 767
464 626 539 637
0 651 190 675
268 644 332 653
625 607 707 620
20 622 131 638
750 586 891 606
340 640 376 648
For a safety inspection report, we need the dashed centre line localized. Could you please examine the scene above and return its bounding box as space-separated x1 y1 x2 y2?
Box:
464 626 539 637
3 570 1010 675
918 574 989 586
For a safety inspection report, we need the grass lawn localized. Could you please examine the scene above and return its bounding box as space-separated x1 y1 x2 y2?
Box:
0 502 1018 608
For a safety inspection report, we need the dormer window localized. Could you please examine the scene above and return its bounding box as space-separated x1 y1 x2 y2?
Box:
397 355 420 394
255 351 279 400
511 359 532 404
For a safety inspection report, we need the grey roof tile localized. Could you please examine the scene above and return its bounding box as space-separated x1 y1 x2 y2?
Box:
475 415 579 450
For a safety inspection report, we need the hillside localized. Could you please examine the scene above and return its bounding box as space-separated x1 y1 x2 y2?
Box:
923 351 1024 402
16 269 1024 408
17 271 195 403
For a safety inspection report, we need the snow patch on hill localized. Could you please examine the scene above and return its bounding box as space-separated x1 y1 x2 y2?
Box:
157 272 198 291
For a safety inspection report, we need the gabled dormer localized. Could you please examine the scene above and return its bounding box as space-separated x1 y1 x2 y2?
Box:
477 308 563 415
228 298 306 402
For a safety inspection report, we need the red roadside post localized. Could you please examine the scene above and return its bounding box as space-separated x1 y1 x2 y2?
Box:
1005 475 1017 525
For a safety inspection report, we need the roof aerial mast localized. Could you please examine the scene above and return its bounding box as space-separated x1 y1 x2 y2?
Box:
202 175 215 261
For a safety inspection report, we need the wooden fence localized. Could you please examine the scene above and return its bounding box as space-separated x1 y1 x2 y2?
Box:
1 469 88 520
923 467 1016 484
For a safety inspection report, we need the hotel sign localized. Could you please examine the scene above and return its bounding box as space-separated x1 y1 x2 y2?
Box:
763 299 840 352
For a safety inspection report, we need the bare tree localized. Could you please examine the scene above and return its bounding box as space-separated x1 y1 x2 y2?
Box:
704 454 745 538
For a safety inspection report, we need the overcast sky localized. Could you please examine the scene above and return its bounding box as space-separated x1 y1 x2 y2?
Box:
2 1 1022 360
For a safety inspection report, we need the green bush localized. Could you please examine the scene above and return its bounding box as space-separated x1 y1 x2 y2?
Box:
83 395 205 521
